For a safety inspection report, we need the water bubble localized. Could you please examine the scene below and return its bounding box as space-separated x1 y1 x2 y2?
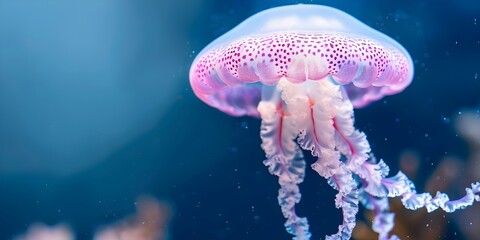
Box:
441 116 450 124
241 121 249 129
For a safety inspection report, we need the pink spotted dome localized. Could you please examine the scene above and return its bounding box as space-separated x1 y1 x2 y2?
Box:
190 4 414 116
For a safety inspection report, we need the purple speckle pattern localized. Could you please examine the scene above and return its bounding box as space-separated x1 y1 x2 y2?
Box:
190 32 412 116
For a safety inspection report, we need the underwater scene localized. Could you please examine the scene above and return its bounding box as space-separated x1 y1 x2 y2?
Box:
0 0 479 239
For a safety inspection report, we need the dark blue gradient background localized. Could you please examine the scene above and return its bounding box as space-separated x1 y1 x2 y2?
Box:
0 0 479 239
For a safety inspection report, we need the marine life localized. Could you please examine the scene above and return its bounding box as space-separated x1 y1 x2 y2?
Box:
189 4 480 240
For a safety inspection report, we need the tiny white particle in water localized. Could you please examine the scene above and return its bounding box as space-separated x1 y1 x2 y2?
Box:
442 116 450 124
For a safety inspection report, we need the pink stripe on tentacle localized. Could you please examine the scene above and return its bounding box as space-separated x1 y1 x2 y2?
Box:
280 79 360 239
258 99 311 239
330 91 404 239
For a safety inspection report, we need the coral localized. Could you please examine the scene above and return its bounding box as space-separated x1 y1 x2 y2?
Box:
94 195 172 240
14 196 172 240
13 223 74 240
452 110 480 240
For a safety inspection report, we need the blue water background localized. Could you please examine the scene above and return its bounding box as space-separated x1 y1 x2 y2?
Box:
0 0 479 239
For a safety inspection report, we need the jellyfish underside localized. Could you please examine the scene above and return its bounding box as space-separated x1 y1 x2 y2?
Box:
257 77 480 240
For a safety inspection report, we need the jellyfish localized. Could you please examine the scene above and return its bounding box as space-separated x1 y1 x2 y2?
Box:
189 4 480 240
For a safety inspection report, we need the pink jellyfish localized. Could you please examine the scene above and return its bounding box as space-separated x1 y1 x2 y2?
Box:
189 4 480 240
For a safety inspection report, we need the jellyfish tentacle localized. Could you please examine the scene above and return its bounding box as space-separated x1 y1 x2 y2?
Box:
400 181 480 213
323 81 403 240
358 188 399 240
331 95 371 170
329 93 404 198
331 92 404 240
258 95 312 240
260 78 479 240
276 153 311 240
281 80 337 158
325 173 359 240
355 158 405 240
330 86 480 238
280 79 360 240
282 79 343 178
310 81 360 240
335 120 405 240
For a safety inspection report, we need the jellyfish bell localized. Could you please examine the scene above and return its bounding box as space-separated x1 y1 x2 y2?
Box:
190 4 479 240
190 4 414 117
